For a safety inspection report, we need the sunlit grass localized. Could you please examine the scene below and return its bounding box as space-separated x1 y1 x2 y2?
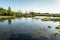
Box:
41 17 50 21
0 16 15 20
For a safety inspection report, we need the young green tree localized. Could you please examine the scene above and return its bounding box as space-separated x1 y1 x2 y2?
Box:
8 6 11 11
7 6 13 16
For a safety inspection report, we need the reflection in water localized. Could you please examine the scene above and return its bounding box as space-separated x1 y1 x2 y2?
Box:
10 33 49 40
0 20 4 22
8 19 12 25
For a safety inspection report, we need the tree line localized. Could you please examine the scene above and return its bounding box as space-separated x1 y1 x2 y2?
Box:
0 6 60 17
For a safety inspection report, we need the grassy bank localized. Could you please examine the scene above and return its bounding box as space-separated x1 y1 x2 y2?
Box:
41 17 60 21
0 16 16 20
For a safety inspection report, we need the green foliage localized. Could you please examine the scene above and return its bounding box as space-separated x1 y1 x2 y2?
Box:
8 6 11 11
0 6 16 16
7 6 13 16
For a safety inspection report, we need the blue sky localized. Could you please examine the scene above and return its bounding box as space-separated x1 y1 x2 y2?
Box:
0 0 60 13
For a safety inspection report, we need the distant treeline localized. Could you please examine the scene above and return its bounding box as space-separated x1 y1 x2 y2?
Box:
0 6 60 17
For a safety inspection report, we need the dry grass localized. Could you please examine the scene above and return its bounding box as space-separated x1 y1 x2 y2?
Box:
0 16 15 20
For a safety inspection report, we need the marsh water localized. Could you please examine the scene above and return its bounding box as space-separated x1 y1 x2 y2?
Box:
0 16 60 40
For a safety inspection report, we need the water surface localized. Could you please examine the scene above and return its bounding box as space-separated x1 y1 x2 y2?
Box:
0 16 60 40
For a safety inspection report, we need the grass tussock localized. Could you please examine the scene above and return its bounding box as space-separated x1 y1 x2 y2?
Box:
48 26 51 28
55 25 60 29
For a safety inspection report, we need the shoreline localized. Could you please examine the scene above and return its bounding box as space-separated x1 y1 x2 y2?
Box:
0 16 16 20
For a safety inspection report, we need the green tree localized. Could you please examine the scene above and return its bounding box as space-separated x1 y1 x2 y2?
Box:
7 6 13 16
8 6 11 11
